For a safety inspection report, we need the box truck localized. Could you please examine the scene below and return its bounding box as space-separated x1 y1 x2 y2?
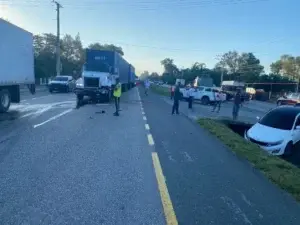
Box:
0 19 35 113
75 49 133 103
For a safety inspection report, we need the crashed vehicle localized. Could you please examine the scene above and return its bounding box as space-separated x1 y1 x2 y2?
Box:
277 93 300 106
245 106 300 156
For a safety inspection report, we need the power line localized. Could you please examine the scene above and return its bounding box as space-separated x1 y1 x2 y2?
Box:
0 0 270 10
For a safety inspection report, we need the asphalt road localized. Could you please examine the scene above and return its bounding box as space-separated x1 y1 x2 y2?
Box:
0 89 165 224
2 86 300 224
140 86 300 225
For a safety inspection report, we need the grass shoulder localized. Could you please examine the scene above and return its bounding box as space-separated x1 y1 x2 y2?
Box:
198 118 300 201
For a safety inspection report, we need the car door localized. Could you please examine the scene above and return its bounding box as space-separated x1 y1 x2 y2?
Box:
292 114 300 144
194 87 204 100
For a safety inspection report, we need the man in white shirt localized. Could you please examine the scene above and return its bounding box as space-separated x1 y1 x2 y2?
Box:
144 79 150 95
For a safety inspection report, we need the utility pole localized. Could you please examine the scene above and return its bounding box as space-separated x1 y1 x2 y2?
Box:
53 0 62 76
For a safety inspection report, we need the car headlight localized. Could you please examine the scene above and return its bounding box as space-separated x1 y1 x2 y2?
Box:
76 83 83 88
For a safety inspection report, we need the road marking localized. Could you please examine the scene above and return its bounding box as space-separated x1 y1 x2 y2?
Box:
147 134 154 146
145 124 150 130
182 151 193 162
33 109 72 128
143 116 147 120
142 111 145 115
152 152 178 225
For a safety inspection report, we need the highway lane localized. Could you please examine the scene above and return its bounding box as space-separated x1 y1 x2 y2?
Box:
140 86 300 225
0 88 165 224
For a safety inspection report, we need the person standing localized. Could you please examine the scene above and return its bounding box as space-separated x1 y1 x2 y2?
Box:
170 85 175 100
212 90 221 113
232 89 242 120
172 83 181 115
144 79 150 96
187 85 195 109
113 78 122 116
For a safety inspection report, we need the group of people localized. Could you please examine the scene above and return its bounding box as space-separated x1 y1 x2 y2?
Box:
170 83 243 120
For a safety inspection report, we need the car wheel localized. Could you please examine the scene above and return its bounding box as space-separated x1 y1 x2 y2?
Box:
283 141 293 156
49 88 53 93
277 101 282 106
201 96 209 105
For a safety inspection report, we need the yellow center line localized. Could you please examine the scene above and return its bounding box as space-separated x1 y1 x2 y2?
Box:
152 152 178 225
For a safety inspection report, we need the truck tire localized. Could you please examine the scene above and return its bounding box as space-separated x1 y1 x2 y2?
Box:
0 89 11 113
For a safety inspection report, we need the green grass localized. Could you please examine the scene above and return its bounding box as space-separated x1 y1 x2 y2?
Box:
150 85 170 96
198 118 300 201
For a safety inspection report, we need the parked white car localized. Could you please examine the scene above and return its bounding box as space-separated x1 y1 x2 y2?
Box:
180 86 226 105
244 106 300 156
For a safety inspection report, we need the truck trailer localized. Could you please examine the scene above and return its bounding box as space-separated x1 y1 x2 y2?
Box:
75 49 133 103
0 19 35 113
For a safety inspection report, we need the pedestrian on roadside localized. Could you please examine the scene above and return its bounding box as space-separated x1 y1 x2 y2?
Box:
113 78 122 116
187 84 195 110
170 85 175 100
172 82 181 115
144 79 150 96
232 89 242 120
212 90 221 113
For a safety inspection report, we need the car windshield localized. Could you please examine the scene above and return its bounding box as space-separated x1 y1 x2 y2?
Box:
53 76 68 81
259 108 299 130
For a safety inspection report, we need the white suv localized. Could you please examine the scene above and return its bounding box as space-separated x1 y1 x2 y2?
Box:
180 86 217 105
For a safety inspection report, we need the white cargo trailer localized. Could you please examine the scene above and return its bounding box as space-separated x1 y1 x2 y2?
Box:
0 19 35 112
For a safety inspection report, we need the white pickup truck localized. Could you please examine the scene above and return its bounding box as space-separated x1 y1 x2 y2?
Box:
180 86 226 105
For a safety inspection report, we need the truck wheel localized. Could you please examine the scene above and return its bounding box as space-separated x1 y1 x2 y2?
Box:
201 96 209 105
0 89 11 113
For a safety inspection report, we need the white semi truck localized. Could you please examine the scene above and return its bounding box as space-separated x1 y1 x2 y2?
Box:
0 19 35 113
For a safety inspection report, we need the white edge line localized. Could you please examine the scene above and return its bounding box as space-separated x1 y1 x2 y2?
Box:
33 109 72 128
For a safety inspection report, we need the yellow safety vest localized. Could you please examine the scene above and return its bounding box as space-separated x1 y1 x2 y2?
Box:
113 83 122 97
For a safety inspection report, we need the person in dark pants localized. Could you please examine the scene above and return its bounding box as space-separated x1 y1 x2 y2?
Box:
113 78 122 116
187 85 195 109
232 89 242 120
172 83 181 115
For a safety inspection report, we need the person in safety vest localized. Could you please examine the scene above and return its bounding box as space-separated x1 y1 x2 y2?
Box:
113 78 122 116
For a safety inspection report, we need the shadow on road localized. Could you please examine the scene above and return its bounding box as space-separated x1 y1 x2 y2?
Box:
0 110 21 122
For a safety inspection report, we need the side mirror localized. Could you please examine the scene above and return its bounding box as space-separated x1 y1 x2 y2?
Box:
295 125 300 130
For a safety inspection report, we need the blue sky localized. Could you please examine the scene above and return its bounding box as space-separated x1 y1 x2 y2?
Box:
1 0 299 75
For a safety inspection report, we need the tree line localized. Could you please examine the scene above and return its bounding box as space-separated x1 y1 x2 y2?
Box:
140 51 299 93
34 33 124 79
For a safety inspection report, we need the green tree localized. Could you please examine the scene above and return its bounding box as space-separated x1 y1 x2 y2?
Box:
88 43 124 56
215 51 263 82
